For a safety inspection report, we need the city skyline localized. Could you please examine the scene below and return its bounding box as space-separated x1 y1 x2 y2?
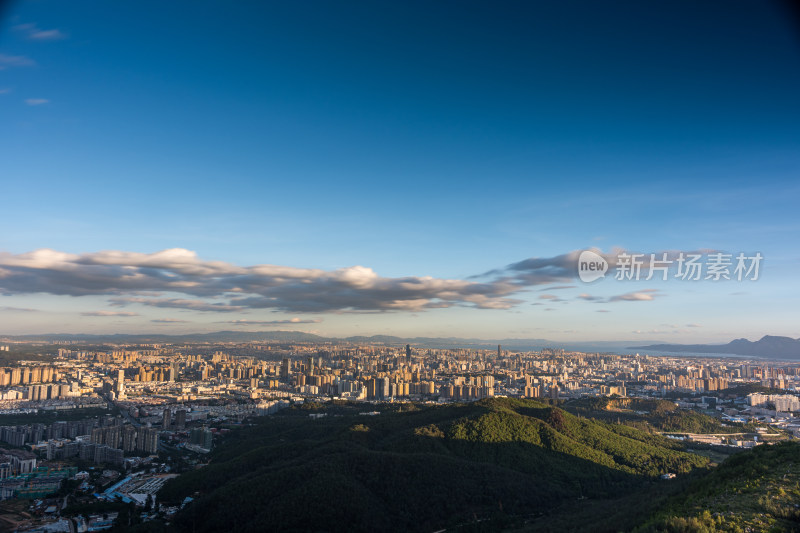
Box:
2 1 799 341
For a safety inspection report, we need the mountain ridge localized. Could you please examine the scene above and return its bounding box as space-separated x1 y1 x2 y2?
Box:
2 331 798 358
631 335 800 359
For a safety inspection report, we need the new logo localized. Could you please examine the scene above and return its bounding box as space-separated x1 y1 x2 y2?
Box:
578 250 608 283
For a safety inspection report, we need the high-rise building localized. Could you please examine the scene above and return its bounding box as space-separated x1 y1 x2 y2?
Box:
175 409 187 430
122 425 137 452
136 427 159 454
378 377 390 400
162 408 171 430
115 369 125 396
190 426 213 450
90 427 103 445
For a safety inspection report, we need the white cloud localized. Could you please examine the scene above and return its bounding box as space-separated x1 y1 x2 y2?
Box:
0 247 680 314
25 98 49 106
609 289 659 302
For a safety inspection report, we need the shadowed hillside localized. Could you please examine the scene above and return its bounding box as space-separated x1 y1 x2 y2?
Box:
157 398 708 532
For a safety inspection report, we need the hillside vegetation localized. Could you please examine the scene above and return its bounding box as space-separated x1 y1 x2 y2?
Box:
158 398 708 532
563 397 759 435
637 441 800 532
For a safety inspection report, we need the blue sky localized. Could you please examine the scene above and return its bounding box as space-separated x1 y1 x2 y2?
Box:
1 1 798 342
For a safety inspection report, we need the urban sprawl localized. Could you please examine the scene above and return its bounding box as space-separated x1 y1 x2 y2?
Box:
0 340 798 531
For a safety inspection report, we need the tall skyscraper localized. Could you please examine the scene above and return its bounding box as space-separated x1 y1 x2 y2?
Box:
377 377 390 400
162 408 171 430
115 369 125 396
406 344 411 359
175 409 187 430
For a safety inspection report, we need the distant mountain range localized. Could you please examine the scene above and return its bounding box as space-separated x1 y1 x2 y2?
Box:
2 331 798 359
0 330 657 353
0 330 330 345
631 335 800 359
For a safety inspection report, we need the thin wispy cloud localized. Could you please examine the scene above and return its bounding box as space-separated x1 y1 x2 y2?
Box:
30 29 67 40
24 98 49 106
540 285 575 291
151 318 189 323
14 23 68 41
0 306 39 312
609 289 659 302
578 291 657 304
221 318 323 325
81 311 139 317
0 54 35 69
110 297 245 313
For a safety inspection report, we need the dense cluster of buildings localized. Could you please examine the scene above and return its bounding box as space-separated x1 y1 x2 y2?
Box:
748 392 800 412
0 341 797 411
0 340 795 498
0 449 77 500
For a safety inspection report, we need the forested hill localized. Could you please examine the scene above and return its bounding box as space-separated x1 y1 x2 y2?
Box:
636 441 800 532
157 398 708 532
